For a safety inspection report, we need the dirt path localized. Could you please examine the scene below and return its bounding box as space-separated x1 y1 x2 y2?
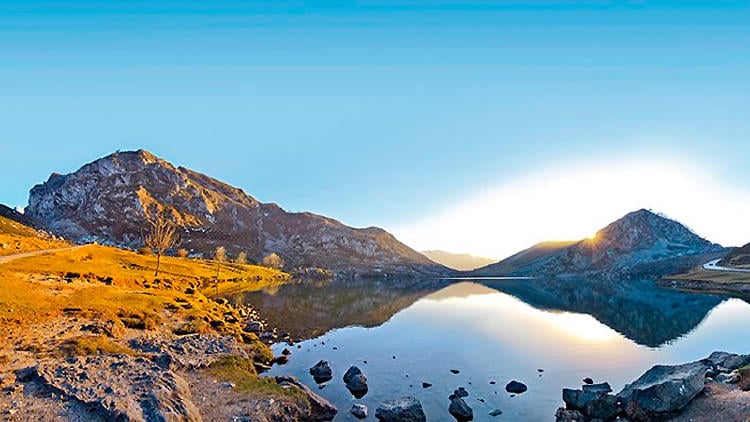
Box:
0 246 85 264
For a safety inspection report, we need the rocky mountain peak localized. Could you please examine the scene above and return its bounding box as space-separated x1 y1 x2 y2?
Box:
474 209 724 277
25 150 444 276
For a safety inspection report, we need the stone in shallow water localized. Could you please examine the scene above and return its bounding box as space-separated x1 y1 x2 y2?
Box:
505 380 527 394
309 360 333 384
343 366 368 398
449 397 474 421
350 403 368 419
375 396 426 422
489 408 503 417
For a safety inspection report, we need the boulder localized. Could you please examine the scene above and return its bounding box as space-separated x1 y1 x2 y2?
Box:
309 360 333 384
375 396 427 422
617 361 707 420
449 397 474 421
489 409 503 417
350 403 368 419
343 366 368 398
275 376 337 421
505 380 527 394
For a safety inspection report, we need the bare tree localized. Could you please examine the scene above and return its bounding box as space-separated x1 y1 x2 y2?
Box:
261 252 283 270
235 251 247 265
215 246 226 279
143 209 179 277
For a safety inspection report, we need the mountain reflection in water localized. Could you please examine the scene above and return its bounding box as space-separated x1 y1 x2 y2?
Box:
226 277 724 347
225 278 750 421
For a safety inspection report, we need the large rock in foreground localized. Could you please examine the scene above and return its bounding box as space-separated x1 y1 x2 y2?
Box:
617 361 707 420
375 396 426 422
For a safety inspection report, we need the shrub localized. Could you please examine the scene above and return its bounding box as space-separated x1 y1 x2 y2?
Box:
176 248 189 258
117 310 161 330
261 253 283 270
138 247 152 256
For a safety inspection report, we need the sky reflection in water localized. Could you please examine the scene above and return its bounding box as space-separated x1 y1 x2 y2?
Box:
229 279 750 421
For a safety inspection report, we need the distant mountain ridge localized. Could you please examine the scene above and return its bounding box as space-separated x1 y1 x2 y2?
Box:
720 243 750 268
421 250 496 271
474 209 725 277
25 150 447 276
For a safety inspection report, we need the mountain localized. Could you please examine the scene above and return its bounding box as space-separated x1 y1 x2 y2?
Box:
25 150 446 276
720 243 750 268
474 209 725 277
421 250 496 271
471 240 577 276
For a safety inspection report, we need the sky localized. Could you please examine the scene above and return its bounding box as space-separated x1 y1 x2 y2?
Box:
1 1 749 259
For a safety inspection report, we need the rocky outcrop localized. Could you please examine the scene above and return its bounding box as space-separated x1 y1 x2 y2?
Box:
33 355 202 422
475 209 725 277
25 150 447 276
375 396 426 422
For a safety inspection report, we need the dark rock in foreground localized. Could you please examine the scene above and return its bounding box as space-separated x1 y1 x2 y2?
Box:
310 360 333 384
350 403 368 419
375 396 426 422
618 361 707 420
343 366 368 398
449 396 474 421
505 380 527 394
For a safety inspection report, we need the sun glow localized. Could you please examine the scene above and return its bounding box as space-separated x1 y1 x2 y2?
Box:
391 157 750 259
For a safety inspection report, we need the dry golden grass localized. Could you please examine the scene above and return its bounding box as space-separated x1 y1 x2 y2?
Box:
668 268 750 284
60 335 137 357
0 215 70 256
0 244 288 333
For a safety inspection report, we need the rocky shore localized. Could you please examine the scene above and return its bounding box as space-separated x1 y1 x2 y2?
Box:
0 302 338 422
556 351 750 421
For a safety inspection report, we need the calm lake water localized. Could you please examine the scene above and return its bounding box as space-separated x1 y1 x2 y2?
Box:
225 278 750 421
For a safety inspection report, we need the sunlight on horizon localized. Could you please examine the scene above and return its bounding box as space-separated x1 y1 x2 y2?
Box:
393 157 750 259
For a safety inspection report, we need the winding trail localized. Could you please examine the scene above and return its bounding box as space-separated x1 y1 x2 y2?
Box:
0 245 85 264
702 258 750 274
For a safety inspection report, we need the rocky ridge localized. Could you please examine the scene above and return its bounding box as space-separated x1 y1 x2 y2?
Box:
25 150 446 276
475 209 725 277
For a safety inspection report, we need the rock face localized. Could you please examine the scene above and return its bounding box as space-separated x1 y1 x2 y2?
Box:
34 355 202 422
25 150 447 276
375 396 427 422
474 209 725 277
617 361 707 420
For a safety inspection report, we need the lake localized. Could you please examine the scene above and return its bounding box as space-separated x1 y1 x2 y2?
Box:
225 277 750 421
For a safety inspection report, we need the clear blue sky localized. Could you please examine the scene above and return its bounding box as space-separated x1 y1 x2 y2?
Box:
1 1 748 250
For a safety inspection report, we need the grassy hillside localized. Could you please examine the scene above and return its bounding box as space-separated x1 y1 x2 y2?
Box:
0 244 289 348
473 240 578 275
0 214 69 256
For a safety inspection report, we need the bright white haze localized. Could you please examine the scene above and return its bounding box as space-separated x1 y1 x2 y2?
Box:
392 158 750 260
